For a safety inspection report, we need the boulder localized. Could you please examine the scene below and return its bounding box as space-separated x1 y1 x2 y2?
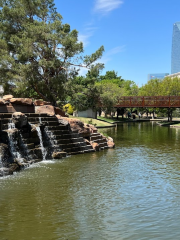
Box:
35 105 55 115
3 95 13 101
14 158 29 168
52 151 67 159
56 115 70 127
10 98 33 105
0 167 13 177
54 107 66 117
0 99 6 105
59 117 92 137
8 163 20 173
107 137 115 148
0 143 10 167
12 112 28 128
90 142 100 151
34 100 51 106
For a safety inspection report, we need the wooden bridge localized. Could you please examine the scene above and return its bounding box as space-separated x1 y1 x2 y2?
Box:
115 96 180 108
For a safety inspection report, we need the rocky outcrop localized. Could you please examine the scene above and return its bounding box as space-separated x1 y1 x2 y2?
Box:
12 112 28 128
54 107 66 117
0 99 6 105
10 98 33 105
52 151 67 159
107 137 115 148
34 100 51 106
35 105 55 115
3 95 13 101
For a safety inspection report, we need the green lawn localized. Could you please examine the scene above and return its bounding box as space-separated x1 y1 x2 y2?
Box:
97 116 130 123
70 116 113 127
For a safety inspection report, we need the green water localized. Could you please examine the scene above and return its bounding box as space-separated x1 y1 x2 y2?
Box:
0 122 180 240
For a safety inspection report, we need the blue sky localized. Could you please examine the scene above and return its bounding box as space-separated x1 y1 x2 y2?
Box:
54 0 180 86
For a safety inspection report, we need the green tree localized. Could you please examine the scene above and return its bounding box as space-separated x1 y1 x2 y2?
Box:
96 81 125 117
0 0 104 106
67 64 104 111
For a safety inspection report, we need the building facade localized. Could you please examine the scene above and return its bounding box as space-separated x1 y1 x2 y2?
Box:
147 73 169 81
171 22 180 74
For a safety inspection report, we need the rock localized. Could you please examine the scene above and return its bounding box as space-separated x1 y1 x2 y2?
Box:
10 98 33 105
34 100 51 106
56 115 70 127
14 158 29 168
3 95 13 101
12 112 28 128
0 167 13 177
90 142 100 151
8 163 20 173
52 151 67 159
59 117 92 137
30 125 39 138
35 105 55 115
107 137 115 148
0 99 6 105
0 143 10 167
54 107 66 117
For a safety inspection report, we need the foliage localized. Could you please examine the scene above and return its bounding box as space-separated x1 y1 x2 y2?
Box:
96 81 125 115
0 0 104 105
63 103 74 115
67 65 104 111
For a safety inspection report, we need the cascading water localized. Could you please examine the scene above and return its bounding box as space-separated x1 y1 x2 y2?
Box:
36 125 47 161
7 119 22 159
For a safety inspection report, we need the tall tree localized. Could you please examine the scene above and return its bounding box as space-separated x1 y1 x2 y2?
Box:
0 0 104 105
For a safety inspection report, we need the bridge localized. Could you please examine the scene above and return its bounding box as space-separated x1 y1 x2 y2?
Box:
115 96 180 108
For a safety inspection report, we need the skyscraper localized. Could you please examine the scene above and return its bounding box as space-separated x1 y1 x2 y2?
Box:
147 73 169 81
171 22 180 74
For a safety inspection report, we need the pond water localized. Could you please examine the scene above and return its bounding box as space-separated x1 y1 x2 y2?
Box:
0 122 180 240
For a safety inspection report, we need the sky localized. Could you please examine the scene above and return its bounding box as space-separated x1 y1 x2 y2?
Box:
54 0 180 86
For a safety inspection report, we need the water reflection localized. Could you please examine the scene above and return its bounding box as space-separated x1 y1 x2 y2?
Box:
0 122 180 239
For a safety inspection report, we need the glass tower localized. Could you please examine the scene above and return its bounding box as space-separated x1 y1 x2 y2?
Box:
171 22 180 74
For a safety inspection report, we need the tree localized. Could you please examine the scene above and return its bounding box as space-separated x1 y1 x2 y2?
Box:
96 81 125 117
67 64 104 111
100 70 122 81
0 0 104 106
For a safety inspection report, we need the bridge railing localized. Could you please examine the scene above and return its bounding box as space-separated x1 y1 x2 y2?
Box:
115 96 180 108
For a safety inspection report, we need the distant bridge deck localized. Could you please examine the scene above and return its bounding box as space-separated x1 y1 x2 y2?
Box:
115 96 180 108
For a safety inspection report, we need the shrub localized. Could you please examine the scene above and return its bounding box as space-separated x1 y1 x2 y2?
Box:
63 103 75 115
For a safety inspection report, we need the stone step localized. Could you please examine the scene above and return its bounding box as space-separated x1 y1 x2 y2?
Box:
90 135 102 141
1 124 10 130
24 143 35 149
22 137 40 145
83 149 95 153
93 139 107 144
1 119 11 124
68 151 84 155
99 142 108 148
53 133 80 140
64 146 82 153
0 113 13 118
27 117 58 122
54 142 86 150
25 113 48 117
46 125 69 130
90 133 102 137
55 137 84 144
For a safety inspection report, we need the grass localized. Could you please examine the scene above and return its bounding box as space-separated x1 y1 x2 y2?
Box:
97 116 131 123
157 121 180 126
70 116 113 127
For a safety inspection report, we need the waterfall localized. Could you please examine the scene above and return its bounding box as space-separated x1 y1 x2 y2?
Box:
36 126 47 161
7 119 22 159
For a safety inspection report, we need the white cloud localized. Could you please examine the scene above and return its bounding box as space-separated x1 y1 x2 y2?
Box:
78 27 98 47
94 0 123 14
98 45 126 64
